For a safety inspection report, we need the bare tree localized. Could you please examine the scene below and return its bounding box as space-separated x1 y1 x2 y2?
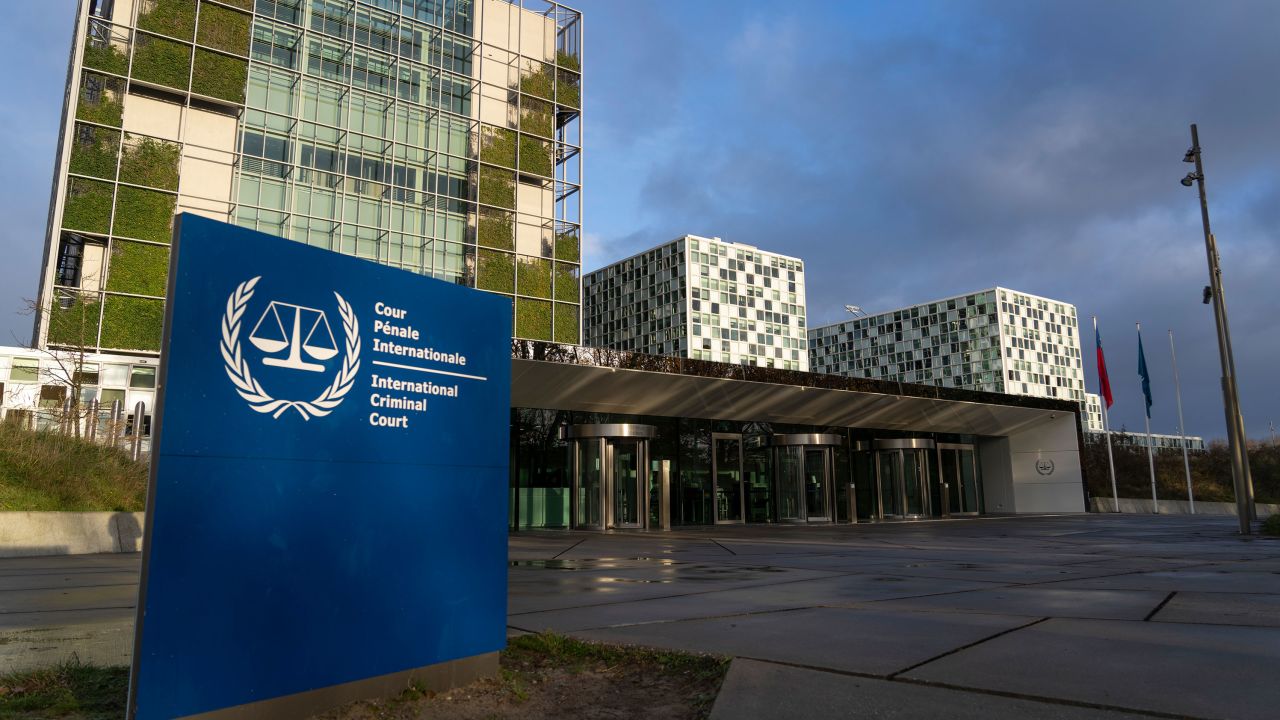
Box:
19 292 99 439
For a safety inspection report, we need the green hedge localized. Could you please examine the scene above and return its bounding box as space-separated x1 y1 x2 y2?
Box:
132 34 192 90
557 50 580 73
83 40 128 76
76 74 124 126
480 125 517 168
46 294 102 347
197 3 252 56
554 303 579 344
476 249 515 293
554 231 579 262
519 135 554 178
63 178 113 235
478 165 515 209
192 48 248 103
520 61 554 101
557 68 580 110
554 262 579 303
516 298 552 341
521 97 553 138
101 295 164 352
120 136 180 190
106 241 169 296
113 186 176 243
517 256 552 299
136 0 196 40
68 125 120 180
478 207 513 249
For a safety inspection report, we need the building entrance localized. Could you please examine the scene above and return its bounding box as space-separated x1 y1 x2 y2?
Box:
772 434 840 523
871 439 935 519
939 444 982 515
565 424 656 530
713 434 745 523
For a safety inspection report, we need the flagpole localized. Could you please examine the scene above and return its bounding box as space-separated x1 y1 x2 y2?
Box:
1138 323 1158 514
1169 330 1195 513
1094 316 1119 512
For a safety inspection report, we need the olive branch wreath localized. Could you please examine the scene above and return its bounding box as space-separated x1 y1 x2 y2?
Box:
219 276 361 420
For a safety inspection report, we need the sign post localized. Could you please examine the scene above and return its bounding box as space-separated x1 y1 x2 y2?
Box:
128 215 511 720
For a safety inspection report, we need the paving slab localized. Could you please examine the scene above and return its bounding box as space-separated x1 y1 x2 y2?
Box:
709 658 1147 720
1047 569 1280 594
1152 591 1280 628
863 587 1169 621
903 617 1280 720
573 606 1034 676
0 583 138 614
0 620 133 673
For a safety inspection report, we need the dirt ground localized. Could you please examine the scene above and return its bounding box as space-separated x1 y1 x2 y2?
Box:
314 633 729 720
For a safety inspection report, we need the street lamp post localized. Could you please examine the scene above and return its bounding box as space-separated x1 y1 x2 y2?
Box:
1181 123 1255 534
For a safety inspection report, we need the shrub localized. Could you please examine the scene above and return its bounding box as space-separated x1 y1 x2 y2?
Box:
480 125 517 168
479 165 515 209
519 135 554 178
0 425 148 511
83 39 128 75
197 3 252 56
553 303 579 344
520 60 554 101
476 249 515 293
517 256 552 299
101 295 164 351
63 178 114 235
113 186 177 243
120 135 181 190
478 207 514 249
556 50 580 73
76 73 124 126
554 231 579 262
516 298 551 341
106 241 169 296
68 125 120 180
132 34 192 90
554 262 579 303
521 97 553 138
1262 513 1280 537
136 0 196 40
46 294 102 347
192 48 248 103
557 68 580 110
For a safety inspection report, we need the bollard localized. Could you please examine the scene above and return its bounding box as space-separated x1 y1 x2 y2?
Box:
659 460 671 531
111 400 123 449
131 401 145 462
61 397 72 435
86 399 98 442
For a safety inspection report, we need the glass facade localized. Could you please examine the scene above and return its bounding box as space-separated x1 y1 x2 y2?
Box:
508 407 984 530
39 0 583 354
583 235 809 371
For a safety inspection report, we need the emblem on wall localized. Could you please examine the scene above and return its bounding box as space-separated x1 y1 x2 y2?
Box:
220 276 361 420
1035 458 1055 476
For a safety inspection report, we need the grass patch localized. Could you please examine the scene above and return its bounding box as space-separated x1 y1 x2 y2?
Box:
0 660 128 719
1262 513 1280 537
0 423 146 512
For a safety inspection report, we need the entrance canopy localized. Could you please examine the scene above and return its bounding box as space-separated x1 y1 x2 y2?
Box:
510 343 1078 438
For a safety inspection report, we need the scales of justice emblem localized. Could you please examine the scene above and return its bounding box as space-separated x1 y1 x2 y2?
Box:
219 276 361 420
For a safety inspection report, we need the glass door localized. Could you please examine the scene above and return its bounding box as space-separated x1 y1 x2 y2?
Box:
803 448 831 522
876 450 902 518
902 450 925 517
610 439 644 528
575 438 603 529
938 445 981 515
941 448 961 516
713 434 745 523
776 446 803 521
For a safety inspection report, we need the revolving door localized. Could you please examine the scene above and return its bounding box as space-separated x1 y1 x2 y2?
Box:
565 424 656 531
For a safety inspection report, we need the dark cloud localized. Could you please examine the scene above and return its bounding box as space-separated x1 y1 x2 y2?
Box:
581 0 1280 440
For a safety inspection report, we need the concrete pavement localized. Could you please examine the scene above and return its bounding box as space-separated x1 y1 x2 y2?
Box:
2 514 1278 719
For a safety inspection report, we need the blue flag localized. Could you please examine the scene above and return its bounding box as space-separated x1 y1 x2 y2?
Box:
1137 329 1152 419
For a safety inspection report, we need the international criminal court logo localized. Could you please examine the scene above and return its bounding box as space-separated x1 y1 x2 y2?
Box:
219 276 361 420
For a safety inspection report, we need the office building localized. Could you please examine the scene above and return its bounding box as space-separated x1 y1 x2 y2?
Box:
1085 430 1206 453
809 287 1087 403
34 0 583 355
582 235 809 371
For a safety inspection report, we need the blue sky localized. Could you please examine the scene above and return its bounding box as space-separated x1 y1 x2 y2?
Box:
2 1 1277 441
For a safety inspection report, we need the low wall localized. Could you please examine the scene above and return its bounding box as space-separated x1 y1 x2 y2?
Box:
0 512 145 558
1090 497 1278 518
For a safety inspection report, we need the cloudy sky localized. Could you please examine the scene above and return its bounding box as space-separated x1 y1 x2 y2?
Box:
2 1 1276 440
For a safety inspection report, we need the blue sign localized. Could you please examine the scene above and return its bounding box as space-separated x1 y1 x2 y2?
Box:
128 215 511 719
